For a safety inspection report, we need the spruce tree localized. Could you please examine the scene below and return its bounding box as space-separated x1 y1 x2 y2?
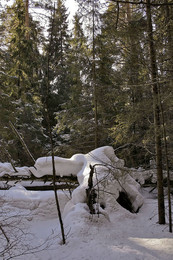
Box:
76 0 103 149
146 0 165 224
153 0 173 168
55 13 95 156
1 0 45 165
99 2 153 167
41 0 71 138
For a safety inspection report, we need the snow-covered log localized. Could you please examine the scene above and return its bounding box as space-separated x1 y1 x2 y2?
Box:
1 146 158 216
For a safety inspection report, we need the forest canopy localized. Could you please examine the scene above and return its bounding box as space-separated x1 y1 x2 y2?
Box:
0 0 173 170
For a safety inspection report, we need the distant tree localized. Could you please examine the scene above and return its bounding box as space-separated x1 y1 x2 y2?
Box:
41 0 71 136
99 1 152 166
55 13 95 156
76 0 103 149
154 0 173 168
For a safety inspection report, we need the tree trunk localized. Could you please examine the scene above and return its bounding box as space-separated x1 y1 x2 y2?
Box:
92 1 98 148
45 6 66 244
160 97 172 232
86 165 97 214
146 0 165 224
162 0 172 233
25 0 30 40
165 0 173 89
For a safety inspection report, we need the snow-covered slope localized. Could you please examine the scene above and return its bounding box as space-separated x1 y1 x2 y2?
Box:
0 146 172 260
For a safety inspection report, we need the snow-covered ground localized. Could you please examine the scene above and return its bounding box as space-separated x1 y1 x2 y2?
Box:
0 146 173 260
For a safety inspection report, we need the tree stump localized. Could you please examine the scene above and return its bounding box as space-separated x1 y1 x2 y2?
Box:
86 165 97 214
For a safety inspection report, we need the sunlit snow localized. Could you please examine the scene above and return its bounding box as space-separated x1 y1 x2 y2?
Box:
0 146 172 260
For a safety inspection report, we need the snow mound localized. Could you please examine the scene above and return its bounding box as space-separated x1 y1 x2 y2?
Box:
31 155 84 177
1 185 70 220
0 162 31 177
64 146 144 219
0 146 144 219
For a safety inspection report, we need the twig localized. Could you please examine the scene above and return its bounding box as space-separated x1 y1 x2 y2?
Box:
0 225 9 243
9 121 36 165
1 146 18 173
110 0 173 6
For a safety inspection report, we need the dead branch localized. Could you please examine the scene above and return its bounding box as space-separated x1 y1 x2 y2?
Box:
110 0 173 6
9 121 36 165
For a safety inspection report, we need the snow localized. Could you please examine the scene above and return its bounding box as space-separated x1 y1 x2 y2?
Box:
0 146 173 260
0 162 31 177
32 155 84 178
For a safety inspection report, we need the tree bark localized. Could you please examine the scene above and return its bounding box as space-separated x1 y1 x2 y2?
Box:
160 96 172 232
146 0 165 224
86 165 97 214
92 1 98 148
160 0 172 232
165 0 173 83
25 0 30 40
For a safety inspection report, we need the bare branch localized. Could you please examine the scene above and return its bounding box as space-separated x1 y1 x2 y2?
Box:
109 0 173 6
0 225 9 244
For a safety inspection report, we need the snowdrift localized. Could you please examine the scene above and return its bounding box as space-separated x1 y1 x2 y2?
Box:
1 146 173 260
0 146 145 218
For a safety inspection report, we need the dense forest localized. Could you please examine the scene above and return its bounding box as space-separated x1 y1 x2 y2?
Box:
0 0 173 170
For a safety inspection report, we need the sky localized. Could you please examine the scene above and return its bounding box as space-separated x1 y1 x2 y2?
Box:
1 0 78 30
1 0 78 9
65 0 78 17
1 0 78 18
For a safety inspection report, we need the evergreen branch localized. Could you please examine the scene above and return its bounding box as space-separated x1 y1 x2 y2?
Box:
0 71 17 79
119 78 173 88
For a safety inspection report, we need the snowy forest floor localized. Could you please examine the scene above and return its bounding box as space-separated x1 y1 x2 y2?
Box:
1 187 172 260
